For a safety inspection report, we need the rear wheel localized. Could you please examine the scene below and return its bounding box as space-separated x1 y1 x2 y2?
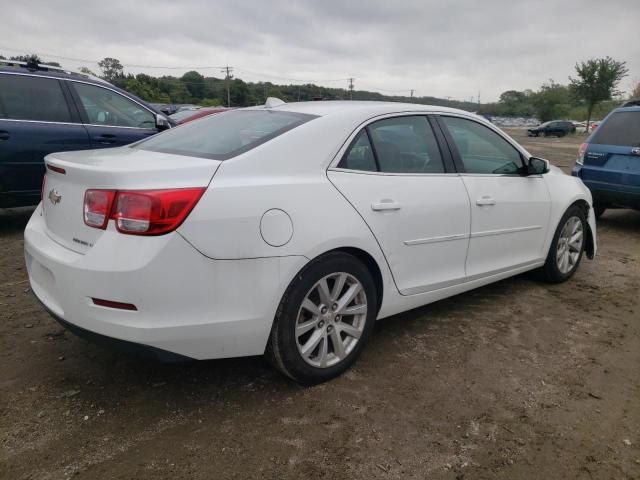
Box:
541 205 586 283
266 252 377 385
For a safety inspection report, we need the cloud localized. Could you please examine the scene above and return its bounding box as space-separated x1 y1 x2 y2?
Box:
3 0 639 101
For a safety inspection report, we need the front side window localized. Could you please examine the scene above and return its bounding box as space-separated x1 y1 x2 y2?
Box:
73 82 155 129
137 110 317 160
0 74 72 123
590 111 640 147
441 116 523 175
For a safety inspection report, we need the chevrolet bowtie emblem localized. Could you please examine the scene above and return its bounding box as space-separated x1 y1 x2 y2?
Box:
48 189 62 205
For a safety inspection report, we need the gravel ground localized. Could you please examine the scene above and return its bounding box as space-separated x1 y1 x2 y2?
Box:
1 129 639 479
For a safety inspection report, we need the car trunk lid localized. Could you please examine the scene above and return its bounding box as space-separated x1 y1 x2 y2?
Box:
42 147 220 254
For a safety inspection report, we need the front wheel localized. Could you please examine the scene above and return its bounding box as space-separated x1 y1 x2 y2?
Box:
266 252 377 385
541 205 587 283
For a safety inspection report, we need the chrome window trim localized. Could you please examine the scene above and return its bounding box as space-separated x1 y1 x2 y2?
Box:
0 117 155 131
327 167 457 177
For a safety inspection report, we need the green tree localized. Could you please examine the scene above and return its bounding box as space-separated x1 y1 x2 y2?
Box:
8 54 59 67
230 78 249 106
181 71 206 100
532 81 572 122
631 80 640 100
98 57 124 82
79 66 97 76
569 57 628 129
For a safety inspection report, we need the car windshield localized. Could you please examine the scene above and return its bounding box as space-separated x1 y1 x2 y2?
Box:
590 111 640 147
136 110 317 160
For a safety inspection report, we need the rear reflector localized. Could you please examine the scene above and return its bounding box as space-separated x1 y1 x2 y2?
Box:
46 164 66 174
92 298 138 311
83 187 205 235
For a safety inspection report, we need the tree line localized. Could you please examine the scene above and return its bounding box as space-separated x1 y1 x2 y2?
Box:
480 57 635 125
3 53 637 126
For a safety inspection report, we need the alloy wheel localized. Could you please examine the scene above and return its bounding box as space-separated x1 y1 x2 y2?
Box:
295 272 368 368
556 216 584 274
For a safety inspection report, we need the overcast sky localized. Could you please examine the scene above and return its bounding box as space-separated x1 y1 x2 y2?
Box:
3 0 639 102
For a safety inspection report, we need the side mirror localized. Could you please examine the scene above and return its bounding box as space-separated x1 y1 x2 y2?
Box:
527 157 550 175
155 114 171 131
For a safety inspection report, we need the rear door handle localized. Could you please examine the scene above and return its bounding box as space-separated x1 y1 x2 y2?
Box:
476 196 496 206
0 131 9 141
372 200 402 211
95 133 117 145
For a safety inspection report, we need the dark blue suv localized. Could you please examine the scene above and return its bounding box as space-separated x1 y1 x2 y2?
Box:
572 102 640 218
0 61 173 208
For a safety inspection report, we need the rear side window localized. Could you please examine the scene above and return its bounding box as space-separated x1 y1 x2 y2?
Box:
339 130 377 171
137 110 316 160
338 116 445 174
591 111 640 147
0 74 72 123
369 116 445 173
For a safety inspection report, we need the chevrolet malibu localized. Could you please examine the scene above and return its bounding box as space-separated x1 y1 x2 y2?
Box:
25 100 597 384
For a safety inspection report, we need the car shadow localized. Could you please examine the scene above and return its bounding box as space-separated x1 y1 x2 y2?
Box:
596 208 640 234
0 207 35 235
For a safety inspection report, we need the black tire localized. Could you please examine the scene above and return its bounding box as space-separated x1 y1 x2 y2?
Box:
541 205 587 283
266 252 377 385
593 203 606 219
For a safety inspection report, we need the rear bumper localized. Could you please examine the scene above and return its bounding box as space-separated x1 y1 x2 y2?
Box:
24 205 307 359
573 166 640 208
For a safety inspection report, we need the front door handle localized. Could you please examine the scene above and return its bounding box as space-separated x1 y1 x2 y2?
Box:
0 131 9 141
372 200 402 211
476 196 496 206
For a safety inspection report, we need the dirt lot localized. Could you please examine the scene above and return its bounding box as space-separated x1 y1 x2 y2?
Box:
1 129 639 479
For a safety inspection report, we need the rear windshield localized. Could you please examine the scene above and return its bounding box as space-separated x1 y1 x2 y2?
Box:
137 110 317 160
590 111 640 147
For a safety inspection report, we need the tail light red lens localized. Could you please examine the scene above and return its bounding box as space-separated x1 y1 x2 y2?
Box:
83 187 205 235
84 189 115 229
576 143 587 165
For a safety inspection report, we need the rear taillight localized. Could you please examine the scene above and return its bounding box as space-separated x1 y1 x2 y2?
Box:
83 188 205 235
576 143 587 165
84 190 116 229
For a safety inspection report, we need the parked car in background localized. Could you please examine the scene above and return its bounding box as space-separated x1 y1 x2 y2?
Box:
170 107 229 124
26 100 596 384
527 120 576 137
572 121 587 134
150 103 178 116
588 121 602 133
0 60 174 208
572 104 640 218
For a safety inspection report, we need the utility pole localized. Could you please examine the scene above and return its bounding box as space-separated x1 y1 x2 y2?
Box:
221 65 233 107
348 77 354 100
478 90 481 108
410 89 415 98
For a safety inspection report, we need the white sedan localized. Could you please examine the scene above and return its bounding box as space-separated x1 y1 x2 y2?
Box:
25 100 597 384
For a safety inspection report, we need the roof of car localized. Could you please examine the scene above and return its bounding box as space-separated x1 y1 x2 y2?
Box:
0 63 110 85
246 100 476 119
